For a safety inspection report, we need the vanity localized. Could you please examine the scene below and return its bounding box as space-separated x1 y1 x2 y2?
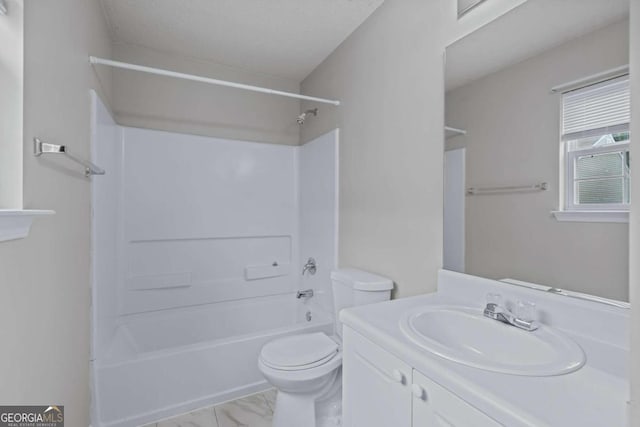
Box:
340 270 629 427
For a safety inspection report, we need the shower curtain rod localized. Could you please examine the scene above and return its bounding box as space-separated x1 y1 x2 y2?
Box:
89 56 341 106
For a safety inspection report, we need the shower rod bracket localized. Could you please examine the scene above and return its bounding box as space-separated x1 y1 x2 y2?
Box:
34 138 106 177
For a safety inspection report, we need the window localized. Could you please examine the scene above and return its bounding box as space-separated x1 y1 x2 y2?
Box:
562 76 630 212
457 0 488 17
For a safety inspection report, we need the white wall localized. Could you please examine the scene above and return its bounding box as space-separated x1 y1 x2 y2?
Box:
111 43 302 146
93 125 300 322
299 0 446 298
0 0 23 207
629 0 639 423
299 130 339 315
446 21 630 301
122 127 299 313
0 1 112 426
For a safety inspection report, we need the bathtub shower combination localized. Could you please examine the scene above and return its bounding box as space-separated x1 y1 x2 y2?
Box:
90 92 339 427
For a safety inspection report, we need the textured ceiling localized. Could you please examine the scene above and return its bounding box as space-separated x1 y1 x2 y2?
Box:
100 0 385 81
446 0 629 91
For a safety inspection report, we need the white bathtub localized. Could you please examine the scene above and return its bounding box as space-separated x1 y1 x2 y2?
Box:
92 294 333 427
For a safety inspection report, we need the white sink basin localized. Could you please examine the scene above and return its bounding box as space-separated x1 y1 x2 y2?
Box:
400 305 585 376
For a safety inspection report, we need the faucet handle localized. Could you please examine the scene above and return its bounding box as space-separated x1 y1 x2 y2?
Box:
302 257 317 276
515 300 537 322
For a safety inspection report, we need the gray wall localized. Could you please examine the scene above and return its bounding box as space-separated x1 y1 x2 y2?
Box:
300 0 446 298
446 21 629 301
112 43 302 145
0 0 112 425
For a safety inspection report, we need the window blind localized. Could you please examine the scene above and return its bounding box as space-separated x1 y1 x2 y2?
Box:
562 75 630 141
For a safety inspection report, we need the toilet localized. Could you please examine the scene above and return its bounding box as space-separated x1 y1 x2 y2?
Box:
258 268 393 427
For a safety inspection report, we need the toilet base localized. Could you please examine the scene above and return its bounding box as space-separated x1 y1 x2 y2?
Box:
272 368 342 427
315 389 342 427
273 392 317 427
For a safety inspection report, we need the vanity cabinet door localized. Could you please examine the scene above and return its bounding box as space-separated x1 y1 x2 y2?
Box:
342 327 412 427
412 370 502 426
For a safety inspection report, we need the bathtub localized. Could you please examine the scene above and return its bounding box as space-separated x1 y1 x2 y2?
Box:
92 294 333 427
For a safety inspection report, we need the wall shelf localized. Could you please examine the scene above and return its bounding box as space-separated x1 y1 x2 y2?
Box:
0 210 55 242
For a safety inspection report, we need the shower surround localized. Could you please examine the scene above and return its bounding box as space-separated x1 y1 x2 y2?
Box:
90 92 338 427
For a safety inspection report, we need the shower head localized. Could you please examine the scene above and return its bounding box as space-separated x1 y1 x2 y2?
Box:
296 108 318 125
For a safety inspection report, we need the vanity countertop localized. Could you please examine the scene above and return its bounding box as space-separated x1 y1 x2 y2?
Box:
340 270 629 427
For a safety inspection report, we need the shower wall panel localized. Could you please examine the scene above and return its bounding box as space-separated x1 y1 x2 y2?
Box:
91 91 123 359
119 128 299 315
298 130 339 316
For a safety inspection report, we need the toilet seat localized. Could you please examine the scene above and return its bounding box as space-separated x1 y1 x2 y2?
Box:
259 348 342 384
260 332 339 371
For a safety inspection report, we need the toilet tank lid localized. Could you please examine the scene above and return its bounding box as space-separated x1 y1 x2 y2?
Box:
331 268 393 291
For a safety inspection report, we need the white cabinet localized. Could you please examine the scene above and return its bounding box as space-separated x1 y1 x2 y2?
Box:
412 370 501 426
343 326 502 427
343 327 412 427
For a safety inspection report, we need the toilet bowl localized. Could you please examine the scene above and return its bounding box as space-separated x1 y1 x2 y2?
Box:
258 268 393 427
259 332 343 427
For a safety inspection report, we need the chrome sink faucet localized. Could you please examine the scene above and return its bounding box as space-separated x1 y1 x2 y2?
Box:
483 294 538 332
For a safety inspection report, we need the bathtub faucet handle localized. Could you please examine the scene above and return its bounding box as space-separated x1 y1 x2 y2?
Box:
302 257 317 276
296 289 314 300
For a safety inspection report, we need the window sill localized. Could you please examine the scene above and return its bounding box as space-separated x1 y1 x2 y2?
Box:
0 210 55 242
551 210 629 223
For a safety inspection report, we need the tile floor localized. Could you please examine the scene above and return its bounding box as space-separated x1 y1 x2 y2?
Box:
142 389 277 427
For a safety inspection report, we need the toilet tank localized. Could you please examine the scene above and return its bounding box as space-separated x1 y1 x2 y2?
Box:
331 268 393 338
